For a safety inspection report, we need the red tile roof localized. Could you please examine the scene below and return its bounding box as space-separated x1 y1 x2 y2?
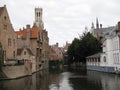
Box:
16 27 42 39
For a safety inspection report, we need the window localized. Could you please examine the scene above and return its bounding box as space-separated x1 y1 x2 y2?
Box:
13 51 15 58
37 12 39 17
8 38 11 46
4 25 7 30
24 51 26 55
13 39 15 47
103 56 106 62
18 35 22 38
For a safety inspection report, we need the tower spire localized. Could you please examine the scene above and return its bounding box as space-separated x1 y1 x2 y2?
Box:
96 17 99 29
90 22 94 34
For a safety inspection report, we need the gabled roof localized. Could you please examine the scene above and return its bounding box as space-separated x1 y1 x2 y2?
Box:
0 7 4 17
26 48 34 56
17 48 34 56
94 26 116 36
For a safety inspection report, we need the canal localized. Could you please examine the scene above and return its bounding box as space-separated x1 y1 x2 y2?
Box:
0 68 120 90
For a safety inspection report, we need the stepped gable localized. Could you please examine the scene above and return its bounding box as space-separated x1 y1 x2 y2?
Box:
0 7 4 16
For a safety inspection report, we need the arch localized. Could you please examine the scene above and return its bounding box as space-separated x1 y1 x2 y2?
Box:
103 56 106 62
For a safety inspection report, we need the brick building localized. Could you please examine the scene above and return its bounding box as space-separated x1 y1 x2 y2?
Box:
49 43 63 61
16 8 49 71
0 5 17 64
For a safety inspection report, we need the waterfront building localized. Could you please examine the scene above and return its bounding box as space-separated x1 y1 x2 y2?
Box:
16 8 49 71
86 21 120 74
90 18 116 40
49 43 63 61
0 5 17 64
0 5 49 79
17 48 36 73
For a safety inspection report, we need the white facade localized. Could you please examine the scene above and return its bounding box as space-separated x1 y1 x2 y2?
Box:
87 23 120 73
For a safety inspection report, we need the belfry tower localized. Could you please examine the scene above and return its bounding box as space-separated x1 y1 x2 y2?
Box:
34 8 44 29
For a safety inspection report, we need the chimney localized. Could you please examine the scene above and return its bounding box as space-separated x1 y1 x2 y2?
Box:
56 43 59 47
26 24 31 29
4 5 6 7
19 28 21 31
118 22 120 30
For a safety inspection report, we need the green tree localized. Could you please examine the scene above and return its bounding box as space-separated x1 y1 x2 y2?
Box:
67 38 80 65
67 32 102 65
79 32 102 62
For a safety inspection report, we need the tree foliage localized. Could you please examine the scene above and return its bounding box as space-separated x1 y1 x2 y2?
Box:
67 32 102 64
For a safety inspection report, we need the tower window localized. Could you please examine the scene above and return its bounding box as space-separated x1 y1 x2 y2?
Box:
37 12 39 17
37 12 40 17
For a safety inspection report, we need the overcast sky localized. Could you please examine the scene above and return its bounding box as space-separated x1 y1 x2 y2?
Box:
1 0 120 46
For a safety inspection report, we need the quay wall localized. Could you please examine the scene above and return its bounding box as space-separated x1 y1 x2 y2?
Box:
87 66 115 73
2 65 31 79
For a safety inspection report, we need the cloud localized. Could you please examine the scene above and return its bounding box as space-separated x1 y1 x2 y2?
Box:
1 0 120 46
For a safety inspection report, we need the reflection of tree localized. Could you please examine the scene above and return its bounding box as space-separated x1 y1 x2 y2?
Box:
69 77 102 90
36 69 49 90
49 71 63 90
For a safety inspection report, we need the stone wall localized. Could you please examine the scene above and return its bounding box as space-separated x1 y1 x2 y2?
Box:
2 61 36 79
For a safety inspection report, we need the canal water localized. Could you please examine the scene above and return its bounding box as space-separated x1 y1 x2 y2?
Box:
0 68 120 90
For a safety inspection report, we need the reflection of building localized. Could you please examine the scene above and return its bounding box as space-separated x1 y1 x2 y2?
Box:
86 21 120 74
0 5 17 64
87 71 120 90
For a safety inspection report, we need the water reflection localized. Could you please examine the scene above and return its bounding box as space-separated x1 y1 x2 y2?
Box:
87 71 120 90
0 68 120 90
0 69 49 90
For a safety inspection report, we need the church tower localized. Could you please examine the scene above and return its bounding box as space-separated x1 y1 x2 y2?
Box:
90 22 95 35
34 8 44 29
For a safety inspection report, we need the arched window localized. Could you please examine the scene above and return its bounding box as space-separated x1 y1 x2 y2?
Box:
103 56 106 62
37 12 39 17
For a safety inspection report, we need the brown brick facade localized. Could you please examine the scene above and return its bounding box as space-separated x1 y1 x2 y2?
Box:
0 5 17 64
